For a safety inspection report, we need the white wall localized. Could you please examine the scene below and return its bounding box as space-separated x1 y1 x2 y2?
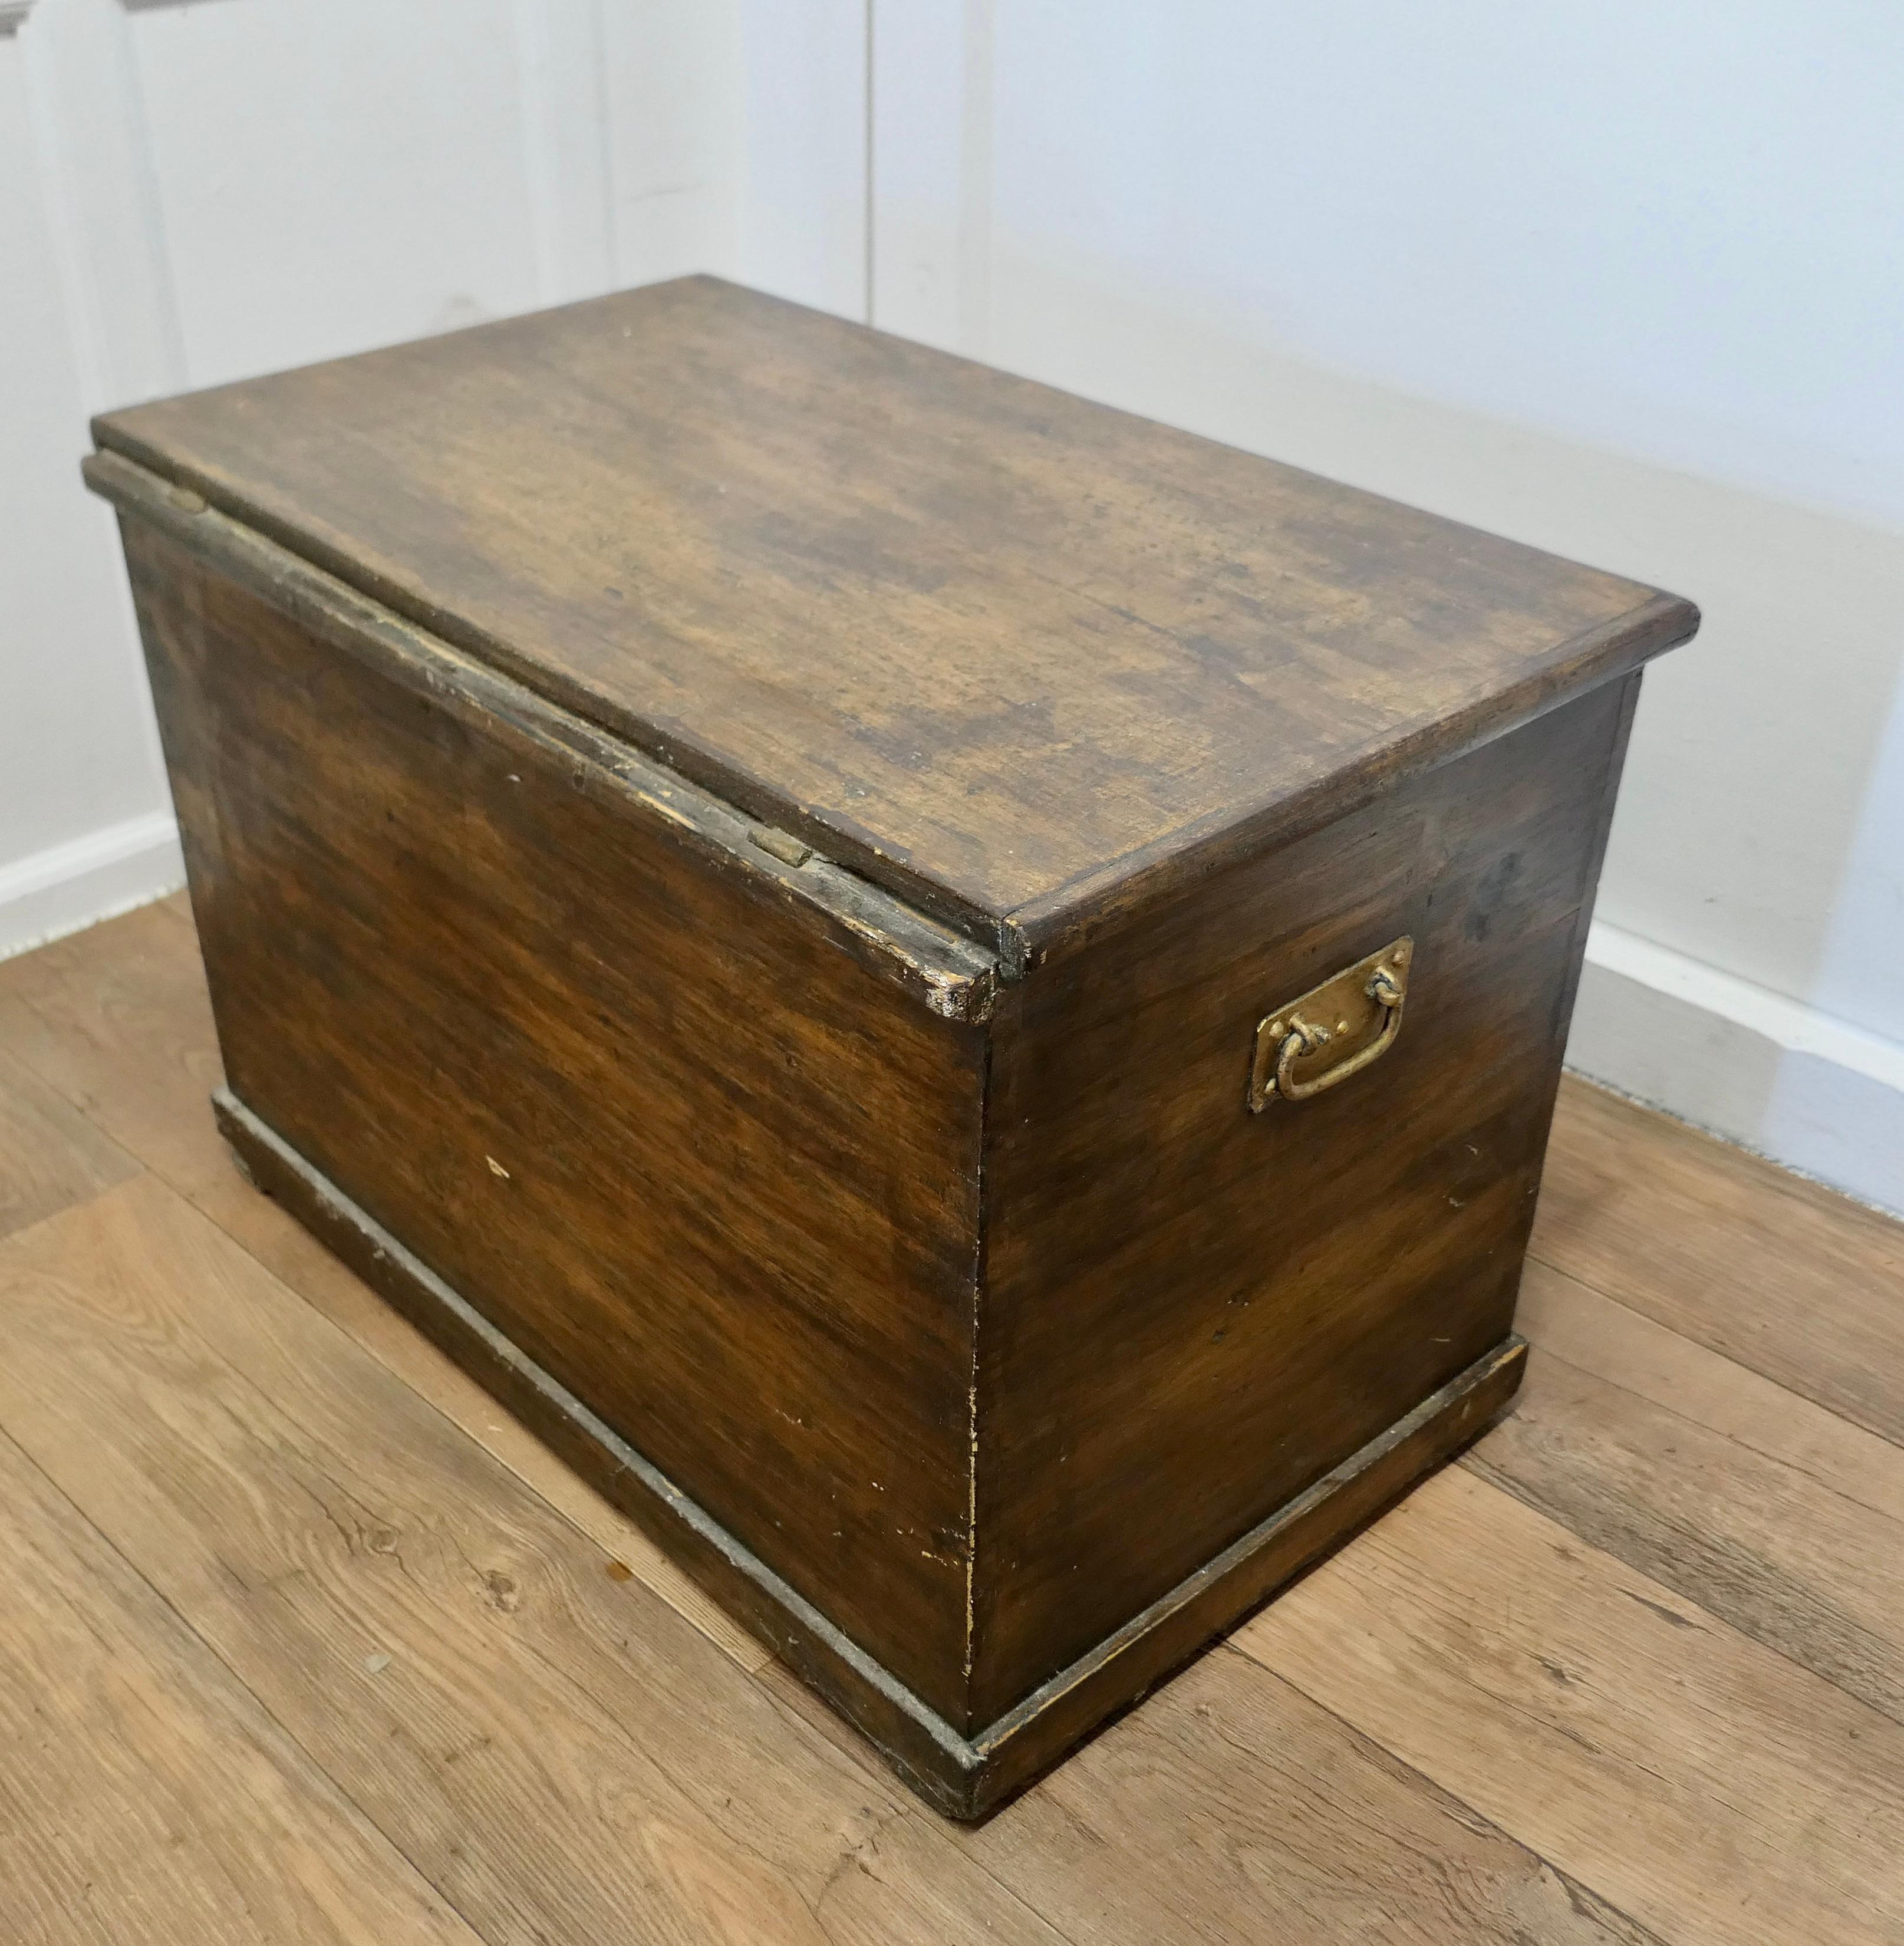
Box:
2 0 178 945
6 0 1901 1212
0 0 751 954
864 0 1904 1212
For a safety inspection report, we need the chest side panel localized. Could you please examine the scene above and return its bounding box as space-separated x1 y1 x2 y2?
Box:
971 677 1636 1723
124 519 984 1721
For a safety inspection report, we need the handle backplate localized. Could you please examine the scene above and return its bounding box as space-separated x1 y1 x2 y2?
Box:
1247 937 1414 1112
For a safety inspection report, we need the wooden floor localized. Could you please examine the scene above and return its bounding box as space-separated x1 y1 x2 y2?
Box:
3 898 1902 1945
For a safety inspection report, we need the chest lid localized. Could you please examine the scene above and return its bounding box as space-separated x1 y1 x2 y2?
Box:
90 276 1695 969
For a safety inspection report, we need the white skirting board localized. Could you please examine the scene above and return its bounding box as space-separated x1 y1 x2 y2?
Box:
0 811 185 964
1569 920 1904 1219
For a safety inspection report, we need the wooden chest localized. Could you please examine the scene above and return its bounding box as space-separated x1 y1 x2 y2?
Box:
86 277 1697 1818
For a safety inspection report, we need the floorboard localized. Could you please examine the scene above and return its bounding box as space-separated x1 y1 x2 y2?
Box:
0 900 228 1200
0 1045 137 1243
0 1419 479 1946
763 1651 1669 1944
1533 1075 1904 1445
1236 1467 1904 1946
1472 1262 1904 1725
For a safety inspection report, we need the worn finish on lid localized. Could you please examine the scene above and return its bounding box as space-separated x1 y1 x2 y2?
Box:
92 275 1695 960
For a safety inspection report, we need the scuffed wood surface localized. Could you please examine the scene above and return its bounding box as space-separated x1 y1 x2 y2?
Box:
91 276 1692 946
125 518 986 1721
973 681 1630 1717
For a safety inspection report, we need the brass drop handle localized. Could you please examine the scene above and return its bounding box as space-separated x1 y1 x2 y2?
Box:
1274 966 1405 1103
1248 938 1413 1112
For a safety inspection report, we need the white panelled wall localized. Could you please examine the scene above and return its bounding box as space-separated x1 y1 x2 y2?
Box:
5 0 1902 1213
1 0 753 951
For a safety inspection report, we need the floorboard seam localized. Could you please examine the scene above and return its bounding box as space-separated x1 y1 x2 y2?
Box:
1207 1643 1676 1945
0 1414 505 1946
1523 1247 1904 1457
1494 1333 1904 1526
1458 1443 1904 1738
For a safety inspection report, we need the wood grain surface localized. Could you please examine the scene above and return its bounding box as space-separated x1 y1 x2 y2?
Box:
1533 1075 1904 1441
1238 1466 1904 1946
0 898 228 1197
108 481 1632 1753
971 678 1631 1717
1478 1261 1904 1723
90 276 1695 954
2 906 1902 1941
83 280 1699 1769
0 1175 1055 1946
766 1651 1665 1946
0 1046 136 1242
0 1418 477 1946
1513 1258 1904 1526
124 515 987 1723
